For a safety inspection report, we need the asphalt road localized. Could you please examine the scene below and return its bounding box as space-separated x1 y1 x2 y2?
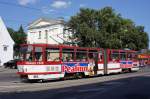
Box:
0 66 150 99
0 69 19 82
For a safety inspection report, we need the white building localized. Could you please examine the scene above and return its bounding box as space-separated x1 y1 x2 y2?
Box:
0 17 14 66
27 18 72 45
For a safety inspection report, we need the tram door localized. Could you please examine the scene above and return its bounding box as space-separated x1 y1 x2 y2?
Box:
88 50 99 75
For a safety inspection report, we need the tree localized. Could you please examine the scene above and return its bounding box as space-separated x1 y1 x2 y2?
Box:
69 8 98 47
68 7 149 50
7 25 27 57
7 25 26 45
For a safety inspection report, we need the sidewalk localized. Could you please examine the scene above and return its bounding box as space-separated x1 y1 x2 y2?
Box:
0 66 7 72
0 66 17 73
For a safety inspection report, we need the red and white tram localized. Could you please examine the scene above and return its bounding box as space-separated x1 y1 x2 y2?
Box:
17 44 139 81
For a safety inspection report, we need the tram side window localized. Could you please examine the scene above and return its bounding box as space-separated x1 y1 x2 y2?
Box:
132 53 138 60
88 50 98 61
127 52 132 60
111 51 119 61
99 51 103 62
62 49 74 62
76 49 87 61
19 53 25 61
46 48 60 61
26 52 33 61
35 47 43 61
120 52 126 60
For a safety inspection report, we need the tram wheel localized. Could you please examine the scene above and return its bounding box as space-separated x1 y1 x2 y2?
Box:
27 79 40 83
128 68 132 72
76 72 84 79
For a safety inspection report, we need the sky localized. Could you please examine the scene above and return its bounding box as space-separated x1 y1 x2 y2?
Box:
0 0 150 46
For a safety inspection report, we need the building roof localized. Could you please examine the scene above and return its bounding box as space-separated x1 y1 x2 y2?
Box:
28 17 66 29
0 16 14 45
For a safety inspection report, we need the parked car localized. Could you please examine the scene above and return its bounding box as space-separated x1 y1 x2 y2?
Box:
4 59 19 69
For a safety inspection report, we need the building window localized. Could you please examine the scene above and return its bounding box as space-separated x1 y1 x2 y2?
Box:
3 46 8 51
45 30 48 39
30 32 36 34
38 31 41 39
53 28 58 33
45 30 48 43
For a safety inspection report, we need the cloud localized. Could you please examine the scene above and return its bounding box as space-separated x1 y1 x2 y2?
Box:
64 15 71 20
51 1 71 9
42 7 56 14
79 4 86 8
18 0 37 6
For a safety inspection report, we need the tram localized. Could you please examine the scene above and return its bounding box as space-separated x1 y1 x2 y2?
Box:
17 44 139 81
138 54 150 66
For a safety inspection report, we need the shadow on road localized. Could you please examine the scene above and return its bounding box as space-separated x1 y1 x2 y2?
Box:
0 74 150 99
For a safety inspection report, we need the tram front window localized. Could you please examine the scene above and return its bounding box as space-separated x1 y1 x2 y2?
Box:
19 46 27 61
35 47 43 61
19 46 33 61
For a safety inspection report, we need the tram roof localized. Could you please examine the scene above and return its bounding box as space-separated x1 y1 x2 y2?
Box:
20 44 137 52
20 44 102 50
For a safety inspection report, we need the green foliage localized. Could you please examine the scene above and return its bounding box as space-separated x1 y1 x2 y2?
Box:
68 7 149 50
7 25 26 56
7 25 26 45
